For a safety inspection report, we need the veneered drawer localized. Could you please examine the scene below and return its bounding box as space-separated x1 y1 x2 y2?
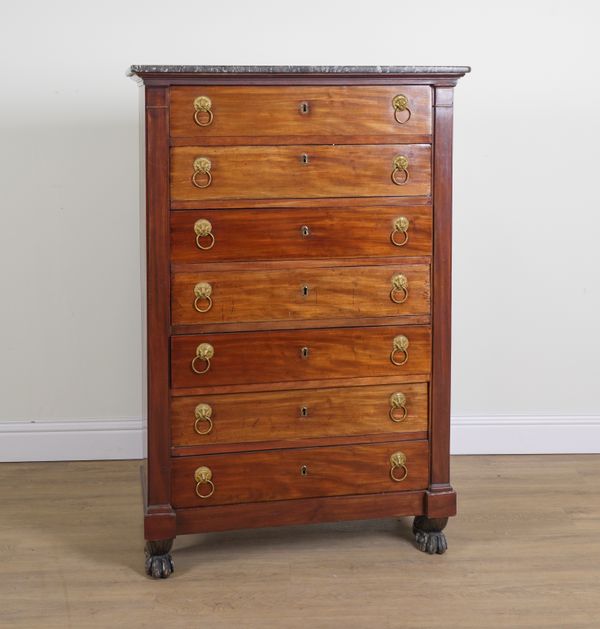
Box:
170 206 432 263
171 263 430 326
171 439 429 507
170 325 431 389
171 383 428 447
170 144 431 201
169 85 432 139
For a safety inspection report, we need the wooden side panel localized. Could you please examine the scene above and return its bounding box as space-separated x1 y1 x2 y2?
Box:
171 382 428 447
430 86 454 497
170 85 432 138
170 206 432 263
171 144 431 201
171 440 429 507
171 325 431 389
144 86 176 539
171 263 430 326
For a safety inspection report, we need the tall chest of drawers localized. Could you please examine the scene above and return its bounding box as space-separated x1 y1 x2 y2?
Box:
129 65 470 578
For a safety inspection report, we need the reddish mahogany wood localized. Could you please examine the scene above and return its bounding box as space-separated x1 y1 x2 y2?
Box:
170 85 432 138
170 382 428 447
170 325 431 389
170 144 431 201
170 206 432 263
176 490 426 535
171 440 429 508
171 263 430 326
143 86 175 540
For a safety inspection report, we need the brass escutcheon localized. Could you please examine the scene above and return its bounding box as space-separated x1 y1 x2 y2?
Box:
389 392 408 423
194 219 215 250
392 94 412 124
391 216 410 247
194 465 215 498
390 274 409 304
192 157 212 189
191 343 214 375
391 335 409 366
193 95 213 126
193 282 213 313
389 451 408 482
194 403 213 435
391 155 409 186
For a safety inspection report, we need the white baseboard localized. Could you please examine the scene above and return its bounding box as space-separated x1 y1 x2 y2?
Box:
451 415 600 454
0 418 145 462
0 415 598 462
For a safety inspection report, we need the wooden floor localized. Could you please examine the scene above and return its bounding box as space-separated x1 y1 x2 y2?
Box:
0 455 599 628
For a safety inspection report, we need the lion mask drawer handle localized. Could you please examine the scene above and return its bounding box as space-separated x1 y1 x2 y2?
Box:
390 451 408 482
193 282 213 313
391 155 409 186
194 403 213 435
391 216 409 247
194 219 215 250
191 343 214 375
389 392 408 422
192 157 212 189
193 96 213 127
194 466 215 498
392 94 411 124
391 335 409 366
390 274 409 304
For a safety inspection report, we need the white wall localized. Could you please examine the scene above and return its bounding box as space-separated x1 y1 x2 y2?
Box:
1 0 599 460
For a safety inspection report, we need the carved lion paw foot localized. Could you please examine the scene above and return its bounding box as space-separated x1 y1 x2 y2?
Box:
146 544 175 579
414 529 448 554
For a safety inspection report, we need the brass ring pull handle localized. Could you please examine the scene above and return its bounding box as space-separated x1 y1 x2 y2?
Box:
391 216 409 247
194 466 215 498
194 219 215 250
193 96 213 127
392 94 412 124
391 335 409 366
191 343 214 375
391 155 409 186
192 157 212 189
390 274 409 304
389 392 408 423
193 282 213 313
194 403 213 435
390 451 408 482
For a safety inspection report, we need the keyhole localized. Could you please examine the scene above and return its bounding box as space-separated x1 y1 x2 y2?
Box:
302 285 309 297
301 346 310 359
300 465 308 476
299 101 310 114
301 153 309 164
301 225 311 238
300 406 309 417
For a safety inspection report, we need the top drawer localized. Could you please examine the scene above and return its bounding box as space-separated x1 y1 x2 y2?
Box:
169 86 432 140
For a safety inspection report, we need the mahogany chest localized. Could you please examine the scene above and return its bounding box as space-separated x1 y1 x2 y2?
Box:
129 65 470 578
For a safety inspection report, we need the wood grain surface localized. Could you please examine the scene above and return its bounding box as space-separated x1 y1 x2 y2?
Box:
169 85 432 138
170 325 431 389
170 144 431 201
171 440 429 508
171 263 430 326
170 205 432 263
170 382 428 447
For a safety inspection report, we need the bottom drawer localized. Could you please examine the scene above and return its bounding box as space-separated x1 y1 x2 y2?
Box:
172 440 429 508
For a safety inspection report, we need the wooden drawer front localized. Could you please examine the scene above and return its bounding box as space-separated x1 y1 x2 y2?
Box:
172 264 430 326
171 206 432 263
171 145 431 201
171 440 429 507
170 86 432 139
171 383 428 447
171 325 431 389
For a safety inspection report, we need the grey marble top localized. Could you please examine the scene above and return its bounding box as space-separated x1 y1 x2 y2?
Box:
128 65 470 76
